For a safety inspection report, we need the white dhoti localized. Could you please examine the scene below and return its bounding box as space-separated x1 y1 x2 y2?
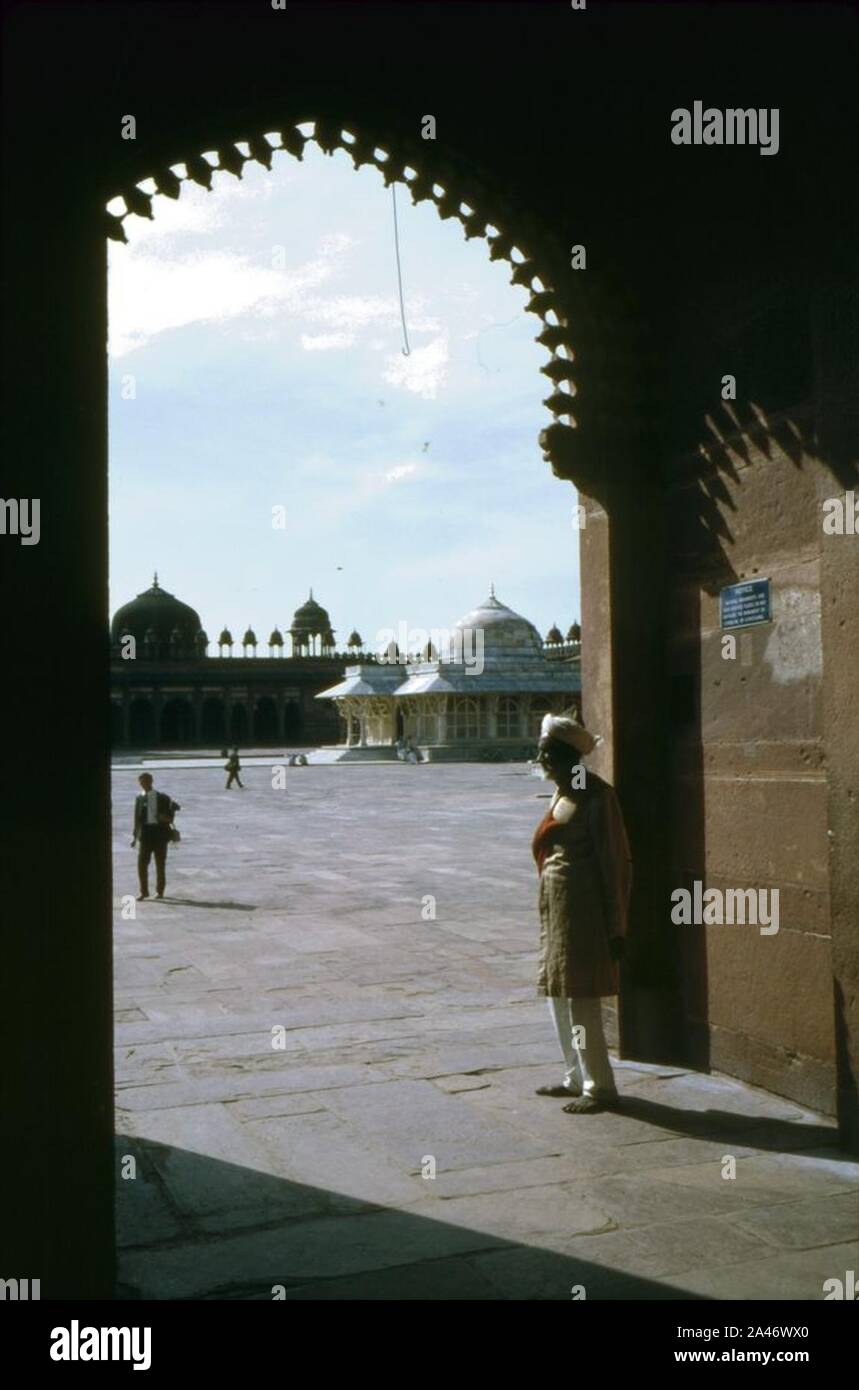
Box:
547 996 617 1097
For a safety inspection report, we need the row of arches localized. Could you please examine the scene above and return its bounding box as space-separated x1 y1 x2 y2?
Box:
111 694 305 748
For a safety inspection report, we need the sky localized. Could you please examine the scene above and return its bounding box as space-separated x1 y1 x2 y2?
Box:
108 132 581 651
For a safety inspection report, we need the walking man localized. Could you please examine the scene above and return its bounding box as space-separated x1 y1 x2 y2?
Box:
225 747 244 789
131 772 181 900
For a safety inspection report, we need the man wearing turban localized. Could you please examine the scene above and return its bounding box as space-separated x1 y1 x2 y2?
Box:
531 714 632 1113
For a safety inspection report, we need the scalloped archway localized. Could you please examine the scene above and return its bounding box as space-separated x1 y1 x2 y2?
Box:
105 117 614 484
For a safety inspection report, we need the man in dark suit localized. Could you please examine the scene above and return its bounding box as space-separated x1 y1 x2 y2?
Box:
131 772 180 900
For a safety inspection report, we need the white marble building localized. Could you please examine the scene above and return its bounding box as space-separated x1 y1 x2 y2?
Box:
316 590 581 761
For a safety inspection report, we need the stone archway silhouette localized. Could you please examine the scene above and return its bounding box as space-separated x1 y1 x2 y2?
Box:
105 116 638 497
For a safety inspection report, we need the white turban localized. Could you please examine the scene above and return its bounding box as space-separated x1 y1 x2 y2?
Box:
539 713 600 756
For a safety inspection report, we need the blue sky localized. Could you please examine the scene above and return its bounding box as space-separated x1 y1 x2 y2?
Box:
108 136 580 649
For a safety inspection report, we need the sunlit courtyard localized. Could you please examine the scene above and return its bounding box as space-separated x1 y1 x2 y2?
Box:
113 761 858 1300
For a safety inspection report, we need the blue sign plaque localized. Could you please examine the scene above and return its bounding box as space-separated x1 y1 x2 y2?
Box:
719 578 771 629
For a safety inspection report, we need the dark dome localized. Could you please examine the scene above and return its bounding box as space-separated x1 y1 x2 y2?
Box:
347 630 363 647
219 628 233 646
111 574 202 656
269 627 284 646
291 588 332 634
546 624 564 644
242 627 257 646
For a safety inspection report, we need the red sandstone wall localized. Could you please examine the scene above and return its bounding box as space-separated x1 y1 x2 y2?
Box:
662 275 857 1116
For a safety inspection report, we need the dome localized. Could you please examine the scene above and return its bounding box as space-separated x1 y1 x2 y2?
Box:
347 630 363 647
291 588 332 634
111 574 202 656
546 624 564 644
269 627 284 646
242 627 257 646
447 589 544 666
219 628 233 646
566 622 581 642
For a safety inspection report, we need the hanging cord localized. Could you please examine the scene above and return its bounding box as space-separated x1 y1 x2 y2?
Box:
391 184 411 356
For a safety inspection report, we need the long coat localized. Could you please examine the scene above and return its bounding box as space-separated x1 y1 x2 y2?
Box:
532 772 632 998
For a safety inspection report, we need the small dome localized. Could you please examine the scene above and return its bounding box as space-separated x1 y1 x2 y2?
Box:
566 622 581 642
269 627 284 646
546 624 563 644
291 588 333 634
347 630 363 647
218 628 233 646
111 573 202 655
242 627 257 646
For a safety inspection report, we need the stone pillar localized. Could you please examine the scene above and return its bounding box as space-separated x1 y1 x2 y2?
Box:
485 694 498 740
151 691 164 746
437 699 448 747
813 273 859 1150
545 408 677 1068
4 195 114 1295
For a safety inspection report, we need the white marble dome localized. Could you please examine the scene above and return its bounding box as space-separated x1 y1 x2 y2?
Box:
446 590 545 667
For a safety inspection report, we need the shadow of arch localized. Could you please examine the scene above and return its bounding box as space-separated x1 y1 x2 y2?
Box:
116 1137 707 1302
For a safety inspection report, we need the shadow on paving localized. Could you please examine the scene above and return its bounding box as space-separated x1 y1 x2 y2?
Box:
116 1137 707 1302
158 897 258 911
613 1096 837 1156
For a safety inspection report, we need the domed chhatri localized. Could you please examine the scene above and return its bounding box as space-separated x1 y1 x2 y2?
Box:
110 573 203 658
290 588 335 655
291 588 331 632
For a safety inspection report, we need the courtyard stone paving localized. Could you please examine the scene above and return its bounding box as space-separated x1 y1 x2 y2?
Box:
112 761 858 1300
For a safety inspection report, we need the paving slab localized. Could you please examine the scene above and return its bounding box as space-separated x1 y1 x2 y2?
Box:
319 1077 560 1171
727 1193 859 1250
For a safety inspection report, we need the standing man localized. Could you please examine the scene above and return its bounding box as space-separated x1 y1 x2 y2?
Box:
531 714 632 1114
131 772 181 901
225 747 244 790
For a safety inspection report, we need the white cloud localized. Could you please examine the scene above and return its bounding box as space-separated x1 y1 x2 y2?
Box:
301 331 356 351
109 237 355 358
385 463 418 483
383 335 449 398
303 294 399 332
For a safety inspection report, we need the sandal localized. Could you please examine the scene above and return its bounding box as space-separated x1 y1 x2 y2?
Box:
562 1092 619 1115
535 1084 582 1098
